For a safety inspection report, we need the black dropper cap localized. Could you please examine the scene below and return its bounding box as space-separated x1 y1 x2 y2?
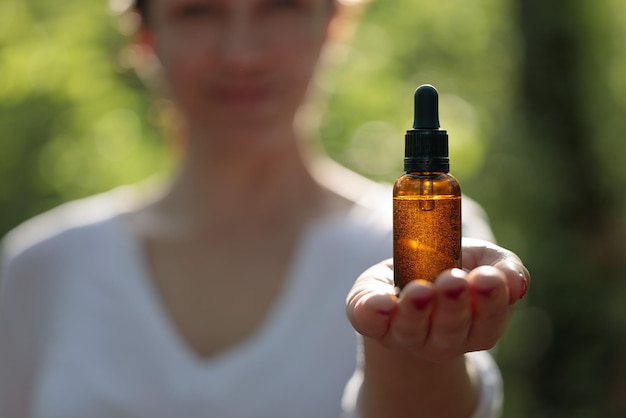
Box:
404 84 449 172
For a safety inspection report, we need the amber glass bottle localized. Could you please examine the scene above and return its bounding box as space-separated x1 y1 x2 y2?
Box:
393 85 462 289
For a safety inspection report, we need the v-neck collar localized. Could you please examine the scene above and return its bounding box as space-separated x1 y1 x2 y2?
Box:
110 207 353 372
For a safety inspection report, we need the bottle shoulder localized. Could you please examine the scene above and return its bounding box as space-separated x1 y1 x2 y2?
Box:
393 172 461 197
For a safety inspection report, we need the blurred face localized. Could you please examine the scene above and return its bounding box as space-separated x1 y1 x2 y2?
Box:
142 0 336 148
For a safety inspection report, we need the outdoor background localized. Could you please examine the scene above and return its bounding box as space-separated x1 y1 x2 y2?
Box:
1 0 626 416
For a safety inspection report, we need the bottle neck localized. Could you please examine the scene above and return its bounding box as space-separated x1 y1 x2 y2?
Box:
403 160 449 173
404 170 448 175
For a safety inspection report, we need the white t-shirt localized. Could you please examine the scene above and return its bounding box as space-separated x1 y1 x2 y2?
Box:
0 184 501 418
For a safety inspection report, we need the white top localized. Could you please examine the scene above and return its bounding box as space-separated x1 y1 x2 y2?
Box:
0 184 501 418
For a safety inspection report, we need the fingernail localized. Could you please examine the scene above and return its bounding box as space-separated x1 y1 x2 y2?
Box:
520 276 529 299
444 286 466 300
477 286 498 298
411 295 432 310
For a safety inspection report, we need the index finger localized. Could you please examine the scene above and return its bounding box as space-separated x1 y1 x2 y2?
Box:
345 259 397 338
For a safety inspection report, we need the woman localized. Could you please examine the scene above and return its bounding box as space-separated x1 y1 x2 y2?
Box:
0 0 530 417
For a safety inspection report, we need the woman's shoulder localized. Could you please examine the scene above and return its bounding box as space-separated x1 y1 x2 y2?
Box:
1 186 141 268
312 158 393 226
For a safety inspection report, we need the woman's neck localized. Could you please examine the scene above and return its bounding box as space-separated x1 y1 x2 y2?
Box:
154 127 325 234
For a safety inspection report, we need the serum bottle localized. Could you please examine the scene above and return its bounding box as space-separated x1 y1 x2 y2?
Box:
393 85 462 289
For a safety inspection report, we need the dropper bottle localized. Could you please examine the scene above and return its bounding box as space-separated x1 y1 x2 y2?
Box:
393 84 462 289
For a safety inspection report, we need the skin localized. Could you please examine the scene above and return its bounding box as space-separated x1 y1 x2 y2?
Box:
141 0 334 153
130 0 531 416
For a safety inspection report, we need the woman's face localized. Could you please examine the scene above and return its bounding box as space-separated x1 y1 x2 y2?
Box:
143 0 336 147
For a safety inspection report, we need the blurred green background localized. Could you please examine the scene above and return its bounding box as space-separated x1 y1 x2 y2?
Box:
1 0 625 416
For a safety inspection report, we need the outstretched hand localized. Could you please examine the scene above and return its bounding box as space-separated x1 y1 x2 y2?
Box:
346 238 530 363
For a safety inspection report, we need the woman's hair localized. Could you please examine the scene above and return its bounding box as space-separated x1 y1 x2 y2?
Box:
134 0 147 18
132 0 366 23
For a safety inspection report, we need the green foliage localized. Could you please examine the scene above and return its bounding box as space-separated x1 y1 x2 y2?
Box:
0 0 168 232
472 1 626 417
321 0 520 185
1 0 626 416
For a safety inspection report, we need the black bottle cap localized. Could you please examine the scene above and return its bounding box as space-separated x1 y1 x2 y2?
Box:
404 84 449 173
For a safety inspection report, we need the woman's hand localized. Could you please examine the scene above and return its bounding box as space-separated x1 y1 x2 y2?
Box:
346 238 530 363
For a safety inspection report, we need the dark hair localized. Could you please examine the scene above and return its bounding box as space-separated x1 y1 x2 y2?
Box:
135 0 147 18
133 0 344 18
